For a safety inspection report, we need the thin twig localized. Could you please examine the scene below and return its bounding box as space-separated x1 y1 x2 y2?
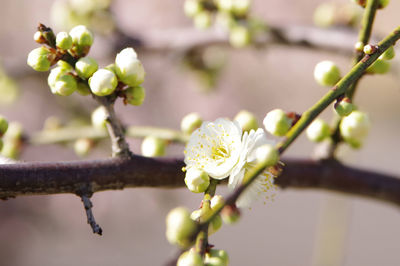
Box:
80 194 103 235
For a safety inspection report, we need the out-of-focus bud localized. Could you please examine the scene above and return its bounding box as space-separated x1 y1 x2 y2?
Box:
181 113 203 135
216 0 234 12
379 46 395 60
193 11 212 30
263 109 292 136
208 214 222 235
232 0 250 16
166 207 197 248
229 25 251 48
366 59 390 74
221 205 240 224
184 0 203 18
205 249 229 266
0 115 8 137
115 48 145 87
76 57 98 79
313 3 335 28
27 47 54 72
89 69 118 96
378 0 390 9
125 86 145 106
210 195 225 210
56 31 73 50
306 118 330 142
313 60 341 87
91 106 108 129
234 110 258 132
184 168 210 193
340 110 370 148
177 249 204 266
74 138 93 157
141 136 166 157
255 144 279 166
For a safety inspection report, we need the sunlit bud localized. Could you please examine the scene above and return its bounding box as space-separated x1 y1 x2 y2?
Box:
255 144 279 166
335 98 355 117
263 109 292 136
74 138 93 157
89 69 118 96
363 44 377 55
216 0 234 11
205 249 229 266
181 113 203 135
234 110 258 132
185 168 210 193
69 25 93 47
0 115 8 137
232 0 250 16
354 41 364 52
366 59 390 74
141 136 166 157
340 110 370 148
76 57 98 79
313 60 341 87
48 67 69 94
105 63 117 73
193 11 212 30
56 31 73 50
184 0 203 18
125 86 146 106
57 60 73 71
210 195 225 210
54 74 77 96
76 81 91 96
379 46 395 60
177 250 204 266
190 209 203 222
91 106 108 129
115 48 145 87
221 205 240 224
229 25 251 48
27 47 54 72
166 207 197 248
306 118 330 142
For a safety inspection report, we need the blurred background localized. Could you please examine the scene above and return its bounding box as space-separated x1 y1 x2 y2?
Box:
0 0 399 265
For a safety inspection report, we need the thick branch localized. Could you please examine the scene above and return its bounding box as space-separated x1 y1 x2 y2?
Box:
0 157 399 208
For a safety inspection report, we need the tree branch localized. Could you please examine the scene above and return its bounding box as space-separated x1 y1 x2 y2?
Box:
0 156 399 208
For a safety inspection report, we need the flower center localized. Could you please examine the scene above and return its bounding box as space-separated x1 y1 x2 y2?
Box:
211 145 230 164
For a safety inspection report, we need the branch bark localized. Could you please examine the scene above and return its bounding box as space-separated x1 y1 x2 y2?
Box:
0 156 399 208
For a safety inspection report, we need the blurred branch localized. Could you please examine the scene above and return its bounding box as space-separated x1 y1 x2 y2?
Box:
0 156 399 208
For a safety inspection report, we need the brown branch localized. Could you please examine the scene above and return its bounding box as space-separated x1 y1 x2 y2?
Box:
0 156 399 208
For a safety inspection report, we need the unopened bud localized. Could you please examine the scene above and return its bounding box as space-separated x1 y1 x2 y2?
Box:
184 0 203 18
69 25 93 47
366 59 390 74
229 25 251 48
125 86 146 106
232 0 250 16
76 81 91 96
54 74 77 96
379 46 395 60
363 44 377 55
205 249 229 266
208 214 222 235
181 113 203 135
193 11 212 30
89 69 118 96
335 98 355 117
56 31 73 50
354 41 364 52
306 118 330 142
340 110 370 148
255 144 279 166
210 195 225 210
115 48 145 87
221 205 240 224
141 136 166 157
76 57 98 79
57 60 73 71
27 47 54 72
91 106 108 129
263 109 292 136
234 110 258 132
177 250 204 266
313 60 341 87
1 140 19 159
216 0 234 11
185 168 210 193
166 207 197 248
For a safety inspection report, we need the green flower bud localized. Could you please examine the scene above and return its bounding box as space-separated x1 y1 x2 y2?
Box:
340 110 370 148
306 118 330 142
255 144 279 166
313 60 341 87
184 0 203 18
69 25 93 47
74 138 93 157
27 47 54 72
205 249 229 266
232 0 250 16
379 46 395 60
76 57 98 79
313 3 335 28
115 48 145 87
56 31 73 50
76 81 91 96
378 0 390 9
335 99 355 117
125 86 146 106
57 60 73 71
181 113 203 135
216 0 234 12
190 209 203 222
141 136 166 157
0 115 8 137
234 110 258 132
210 195 225 210
166 207 197 248
1 140 19 159
354 41 364 52
363 44 376 55
193 11 212 30
177 250 204 266
185 168 210 193
91 106 108 129
221 205 240 224
105 63 117 73
89 69 118 96
54 74 77 96
48 67 69 94
263 109 292 136
208 214 222 235
366 59 390 74
229 26 251 48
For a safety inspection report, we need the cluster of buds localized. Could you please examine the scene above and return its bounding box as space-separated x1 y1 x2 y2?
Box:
184 0 263 48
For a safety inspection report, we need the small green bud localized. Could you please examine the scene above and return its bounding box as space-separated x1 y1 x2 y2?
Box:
54 74 77 96
232 0 250 16
141 136 166 157
74 138 93 157
89 69 118 96
255 144 279 166
354 41 364 52
76 81 91 96
234 110 258 132
208 215 222 235
69 25 93 47
181 113 203 135
177 250 204 266
184 0 203 18
335 98 355 117
27 47 54 72
57 60 73 71
229 26 251 48
306 118 330 142
366 59 390 74
115 48 145 87
378 0 390 9
125 86 146 106
363 44 376 55
91 106 108 129
340 110 370 148
56 31 73 50
75 57 98 79
166 207 197 248
221 205 240 224
0 115 8 137
313 3 335 28
206 249 229 266
313 60 341 87
263 109 292 136
184 168 210 193
379 46 395 61
210 195 225 210
48 67 69 94
193 11 212 30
